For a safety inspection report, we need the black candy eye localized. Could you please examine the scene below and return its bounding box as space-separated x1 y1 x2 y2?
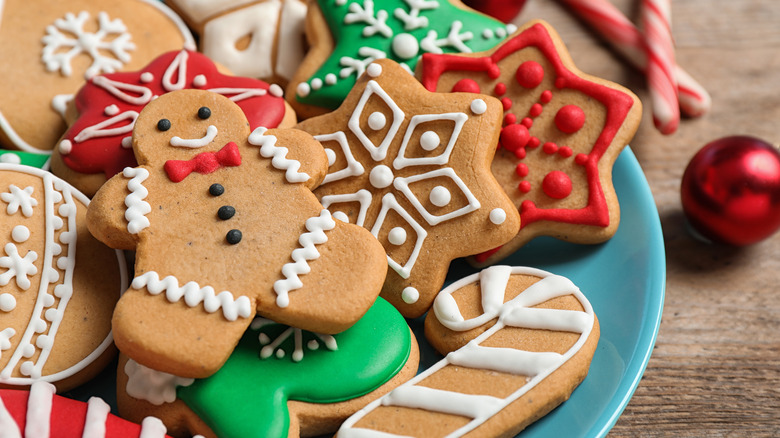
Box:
157 119 171 131
198 106 211 120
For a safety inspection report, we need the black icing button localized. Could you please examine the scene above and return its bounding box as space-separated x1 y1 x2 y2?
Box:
198 106 211 120
226 229 242 244
157 118 171 131
209 183 224 196
218 205 236 220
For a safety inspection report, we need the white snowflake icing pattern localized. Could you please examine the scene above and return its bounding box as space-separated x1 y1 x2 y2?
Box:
41 11 136 79
1 185 38 217
252 317 338 362
0 243 38 290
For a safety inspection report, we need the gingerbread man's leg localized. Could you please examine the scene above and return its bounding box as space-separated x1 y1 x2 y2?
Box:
112 282 254 379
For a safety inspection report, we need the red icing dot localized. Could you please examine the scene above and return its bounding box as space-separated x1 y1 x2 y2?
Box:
558 146 573 157
501 97 513 111
543 142 558 154
518 181 532 193
504 113 517 125
521 117 534 128
540 90 553 103
520 200 535 213
542 171 573 199
575 153 589 165
515 61 544 89
527 137 541 148
513 147 526 159
555 105 586 134
515 163 529 177
494 82 507 96
488 65 501 79
451 78 481 94
500 124 530 152
529 103 543 117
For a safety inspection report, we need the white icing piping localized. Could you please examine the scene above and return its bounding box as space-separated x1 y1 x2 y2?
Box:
338 266 595 438
247 127 310 183
73 110 139 143
273 210 336 308
370 193 427 279
131 272 253 321
124 358 194 406
393 167 480 226
139 416 169 438
82 397 111 438
169 125 218 148
123 167 151 234
25 381 55 438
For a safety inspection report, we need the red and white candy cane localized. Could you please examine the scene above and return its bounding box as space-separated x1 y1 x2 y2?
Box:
558 0 710 128
641 0 679 134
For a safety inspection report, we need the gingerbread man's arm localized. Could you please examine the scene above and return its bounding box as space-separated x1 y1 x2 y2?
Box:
246 127 329 191
87 166 151 251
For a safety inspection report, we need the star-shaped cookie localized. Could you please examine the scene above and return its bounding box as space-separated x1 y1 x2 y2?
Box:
287 0 516 118
417 20 642 264
296 59 520 318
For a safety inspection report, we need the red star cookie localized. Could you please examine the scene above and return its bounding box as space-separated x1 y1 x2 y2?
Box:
296 59 520 318
417 20 642 264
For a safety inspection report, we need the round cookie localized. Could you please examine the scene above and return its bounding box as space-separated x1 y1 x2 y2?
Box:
166 0 309 86
338 265 599 437
0 0 195 153
87 89 388 378
116 297 418 438
51 49 295 197
0 163 127 392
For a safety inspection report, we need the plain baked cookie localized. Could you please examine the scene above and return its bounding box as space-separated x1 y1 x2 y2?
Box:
287 0 516 118
0 0 195 153
418 20 642 265
87 89 388 378
0 164 127 392
338 265 599 437
116 298 419 438
51 49 295 197
296 59 520 318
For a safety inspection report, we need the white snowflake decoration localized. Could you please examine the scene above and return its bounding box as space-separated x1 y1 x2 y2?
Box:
41 11 136 79
1 185 38 217
0 243 38 290
252 318 338 363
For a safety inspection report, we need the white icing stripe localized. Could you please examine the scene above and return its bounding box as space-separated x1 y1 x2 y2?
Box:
393 167 480 226
383 386 505 420
131 272 253 321
348 80 404 161
25 381 55 438
480 265 511 315
72 110 138 143
0 394 21 438
162 50 188 91
502 307 594 333
247 127 310 183
338 430 411 438
370 193 427 279
273 210 335 307
123 167 151 234
206 87 267 102
82 397 111 438
139 416 168 438
447 344 564 377
275 0 308 80
169 125 218 148
320 189 372 227
91 75 154 106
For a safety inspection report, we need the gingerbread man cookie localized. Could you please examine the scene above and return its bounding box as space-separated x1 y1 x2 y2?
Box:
87 89 387 378
51 49 295 197
296 59 520 318
0 0 195 153
418 20 642 265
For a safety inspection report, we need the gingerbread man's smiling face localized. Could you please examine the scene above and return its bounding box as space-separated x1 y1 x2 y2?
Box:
132 89 251 168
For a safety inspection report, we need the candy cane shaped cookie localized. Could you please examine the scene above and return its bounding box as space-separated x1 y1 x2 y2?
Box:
337 266 599 438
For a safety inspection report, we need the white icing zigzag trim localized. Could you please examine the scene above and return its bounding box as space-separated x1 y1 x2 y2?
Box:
274 210 336 308
132 272 253 321
123 167 151 234
247 127 310 183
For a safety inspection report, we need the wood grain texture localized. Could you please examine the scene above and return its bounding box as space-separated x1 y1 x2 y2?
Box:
512 0 780 435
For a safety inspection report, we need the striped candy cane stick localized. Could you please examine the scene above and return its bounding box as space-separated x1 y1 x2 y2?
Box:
641 0 679 134
559 0 710 120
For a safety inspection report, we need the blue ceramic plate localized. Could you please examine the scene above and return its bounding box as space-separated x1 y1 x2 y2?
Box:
415 146 667 437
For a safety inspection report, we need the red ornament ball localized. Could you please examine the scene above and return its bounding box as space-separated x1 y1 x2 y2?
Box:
681 136 780 245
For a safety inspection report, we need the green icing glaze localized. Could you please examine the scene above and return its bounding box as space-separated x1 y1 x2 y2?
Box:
177 297 411 438
0 150 50 169
297 0 512 109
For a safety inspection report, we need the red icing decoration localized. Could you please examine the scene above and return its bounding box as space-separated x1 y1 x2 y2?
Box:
419 22 636 229
515 61 545 89
518 181 532 193
501 97 513 111
504 113 517 125
542 142 558 154
559 146 573 158
555 104 586 134
61 50 286 179
529 103 543 117
540 90 553 103
463 0 527 23
521 118 534 128
164 142 242 182
542 170 573 199
494 82 507 95
451 78 481 93
515 163 529 177
513 147 526 159
500 124 530 152
527 137 540 148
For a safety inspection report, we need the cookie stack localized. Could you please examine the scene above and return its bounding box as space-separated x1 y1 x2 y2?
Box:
0 1 640 437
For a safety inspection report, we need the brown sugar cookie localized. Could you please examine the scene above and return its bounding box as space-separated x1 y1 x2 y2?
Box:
0 0 195 153
295 59 520 318
115 297 418 438
166 0 309 86
338 265 599 438
417 20 642 265
0 164 127 392
86 89 387 378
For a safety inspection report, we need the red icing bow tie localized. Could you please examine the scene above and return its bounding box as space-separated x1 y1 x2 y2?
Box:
164 142 242 182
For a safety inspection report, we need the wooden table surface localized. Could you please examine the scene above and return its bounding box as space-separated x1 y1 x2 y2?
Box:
512 0 780 435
